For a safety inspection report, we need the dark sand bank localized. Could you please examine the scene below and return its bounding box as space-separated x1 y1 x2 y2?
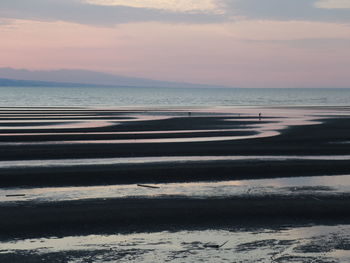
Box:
1 195 350 239
2 160 350 187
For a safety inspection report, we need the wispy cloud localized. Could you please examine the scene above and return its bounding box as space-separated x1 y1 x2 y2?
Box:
1 0 350 26
0 19 12 26
84 0 221 13
220 0 350 23
315 0 350 9
242 37 350 50
0 0 224 26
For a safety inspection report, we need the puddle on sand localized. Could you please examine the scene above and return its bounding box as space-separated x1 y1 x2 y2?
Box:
0 128 253 136
0 114 171 130
1 225 350 262
2 174 350 203
0 131 279 144
0 120 116 130
0 107 324 144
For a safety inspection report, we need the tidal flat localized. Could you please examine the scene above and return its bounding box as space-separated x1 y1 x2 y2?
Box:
1 106 350 262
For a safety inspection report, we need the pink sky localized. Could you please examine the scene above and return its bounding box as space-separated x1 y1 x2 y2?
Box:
0 0 350 88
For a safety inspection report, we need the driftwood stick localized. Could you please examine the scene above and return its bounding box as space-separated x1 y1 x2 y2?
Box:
204 240 229 249
218 240 229 248
6 194 26 197
137 184 160 189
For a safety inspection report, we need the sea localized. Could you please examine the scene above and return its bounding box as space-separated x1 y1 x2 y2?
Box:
0 86 350 107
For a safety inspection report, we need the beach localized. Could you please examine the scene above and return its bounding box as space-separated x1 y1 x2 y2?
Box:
1 106 350 262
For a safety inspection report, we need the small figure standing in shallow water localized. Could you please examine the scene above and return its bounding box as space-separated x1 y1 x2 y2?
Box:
259 112 262 120
188 112 191 117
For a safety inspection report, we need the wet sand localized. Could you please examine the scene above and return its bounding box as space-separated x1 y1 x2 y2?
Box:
1 106 350 243
0 112 350 186
2 224 350 262
0 116 350 161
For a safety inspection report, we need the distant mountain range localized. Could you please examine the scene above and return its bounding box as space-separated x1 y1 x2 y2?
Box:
0 78 109 88
0 68 225 88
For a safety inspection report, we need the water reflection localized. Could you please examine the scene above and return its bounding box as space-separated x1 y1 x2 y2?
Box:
1 225 350 262
0 115 171 130
0 128 254 136
0 121 115 130
0 131 278 144
0 107 324 144
2 174 350 203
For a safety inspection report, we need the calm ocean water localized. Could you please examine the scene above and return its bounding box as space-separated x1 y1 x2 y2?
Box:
0 86 350 107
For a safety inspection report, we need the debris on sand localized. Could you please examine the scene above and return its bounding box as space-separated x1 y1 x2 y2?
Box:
204 241 229 249
5 194 26 197
137 184 160 189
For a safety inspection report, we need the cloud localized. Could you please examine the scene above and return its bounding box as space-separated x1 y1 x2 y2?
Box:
220 0 350 23
0 19 12 26
315 0 350 9
242 38 350 50
1 0 350 26
0 0 224 26
85 0 220 13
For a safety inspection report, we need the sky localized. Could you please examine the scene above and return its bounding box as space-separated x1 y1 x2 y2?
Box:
0 0 350 88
